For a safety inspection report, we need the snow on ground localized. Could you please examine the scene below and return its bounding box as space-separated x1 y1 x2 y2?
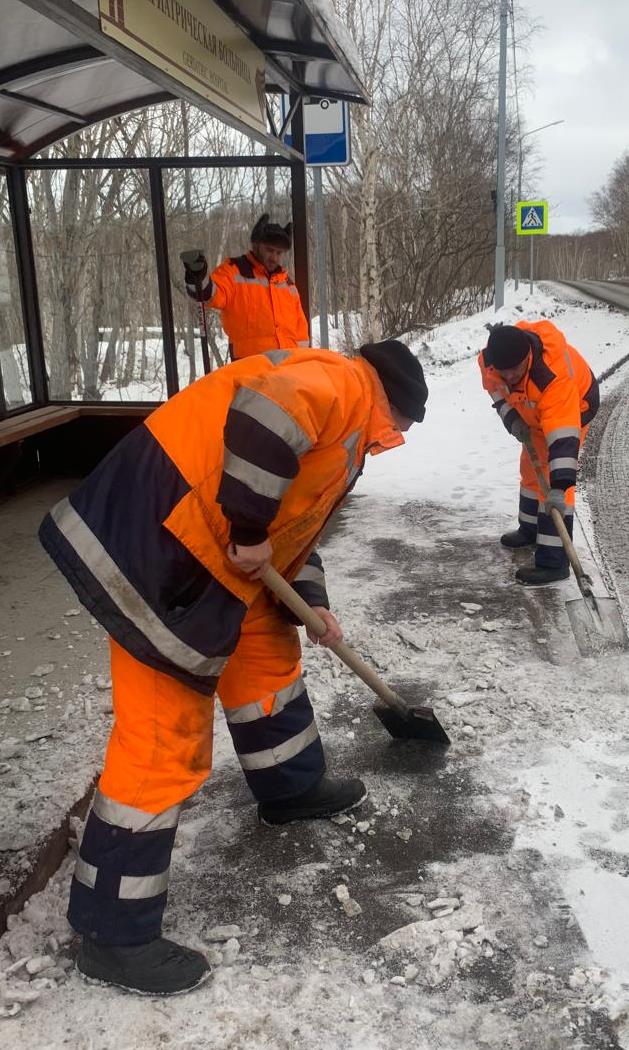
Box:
2 281 629 1048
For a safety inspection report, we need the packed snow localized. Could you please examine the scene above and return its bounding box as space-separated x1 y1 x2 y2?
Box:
1 280 629 1048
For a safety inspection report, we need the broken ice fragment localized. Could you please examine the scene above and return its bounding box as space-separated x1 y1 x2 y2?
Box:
31 664 55 677
206 924 241 942
427 897 460 911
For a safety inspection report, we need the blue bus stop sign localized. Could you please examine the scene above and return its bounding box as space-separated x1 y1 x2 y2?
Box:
281 96 351 166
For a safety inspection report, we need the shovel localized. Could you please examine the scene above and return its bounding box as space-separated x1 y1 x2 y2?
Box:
523 438 628 656
262 565 450 745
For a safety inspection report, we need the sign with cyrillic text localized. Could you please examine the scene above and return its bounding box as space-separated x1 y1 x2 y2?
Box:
99 0 266 135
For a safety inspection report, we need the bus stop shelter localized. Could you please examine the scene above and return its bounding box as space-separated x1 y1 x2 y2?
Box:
0 0 367 480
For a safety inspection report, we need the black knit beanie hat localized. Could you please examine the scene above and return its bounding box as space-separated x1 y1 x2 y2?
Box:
359 339 428 422
250 213 292 249
484 325 532 369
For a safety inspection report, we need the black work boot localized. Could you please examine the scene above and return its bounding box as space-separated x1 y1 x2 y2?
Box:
77 936 210 996
258 776 367 826
500 528 536 549
515 565 570 586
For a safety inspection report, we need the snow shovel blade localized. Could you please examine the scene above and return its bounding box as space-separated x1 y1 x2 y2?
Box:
566 594 629 657
372 699 451 745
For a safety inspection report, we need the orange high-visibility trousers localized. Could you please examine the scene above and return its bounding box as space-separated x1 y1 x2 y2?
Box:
69 593 324 944
99 591 323 813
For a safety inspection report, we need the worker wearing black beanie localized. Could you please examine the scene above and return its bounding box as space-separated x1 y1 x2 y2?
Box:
483 325 532 371
359 340 428 423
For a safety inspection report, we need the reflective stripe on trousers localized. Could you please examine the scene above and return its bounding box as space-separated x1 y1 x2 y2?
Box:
68 789 180 945
222 676 324 802
218 591 325 802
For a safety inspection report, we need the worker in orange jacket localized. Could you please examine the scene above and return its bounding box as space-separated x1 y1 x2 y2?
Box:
183 213 309 360
479 320 599 585
39 340 428 996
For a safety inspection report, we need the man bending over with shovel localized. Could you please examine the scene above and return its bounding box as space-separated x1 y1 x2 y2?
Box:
39 340 427 996
479 321 599 586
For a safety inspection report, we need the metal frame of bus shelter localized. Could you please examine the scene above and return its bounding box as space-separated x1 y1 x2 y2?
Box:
0 0 367 422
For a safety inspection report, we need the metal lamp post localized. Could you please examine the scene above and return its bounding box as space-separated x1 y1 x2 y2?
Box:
514 119 565 290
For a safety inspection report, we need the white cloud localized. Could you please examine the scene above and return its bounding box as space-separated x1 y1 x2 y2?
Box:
515 0 629 234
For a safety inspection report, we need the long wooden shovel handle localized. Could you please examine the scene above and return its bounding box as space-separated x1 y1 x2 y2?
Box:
523 438 589 585
261 565 409 716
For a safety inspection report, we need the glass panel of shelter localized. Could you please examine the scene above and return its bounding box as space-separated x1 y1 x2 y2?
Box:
164 163 293 385
0 173 33 413
26 167 166 404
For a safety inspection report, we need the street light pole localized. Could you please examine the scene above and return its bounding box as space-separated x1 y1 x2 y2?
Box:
514 119 565 290
494 0 508 311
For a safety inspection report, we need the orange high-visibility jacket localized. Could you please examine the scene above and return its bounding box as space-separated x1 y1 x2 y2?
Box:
189 251 309 360
478 319 599 490
39 348 403 693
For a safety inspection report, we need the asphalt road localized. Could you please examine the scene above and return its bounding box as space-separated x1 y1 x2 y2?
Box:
558 279 629 313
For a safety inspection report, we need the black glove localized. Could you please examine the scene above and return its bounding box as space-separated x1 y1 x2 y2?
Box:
180 249 207 280
510 416 530 443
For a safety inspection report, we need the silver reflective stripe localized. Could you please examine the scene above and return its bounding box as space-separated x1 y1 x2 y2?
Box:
563 349 575 378
224 675 305 725
264 349 291 365
273 280 290 288
231 387 312 456
295 564 325 586
537 534 564 547
74 857 97 889
297 339 310 347
119 870 170 900
238 718 319 770
518 512 538 525
549 457 578 471
234 274 269 287
546 426 580 444
50 499 228 679
93 790 181 832
490 391 505 404
498 403 514 421
520 487 539 501
343 429 361 468
223 450 292 500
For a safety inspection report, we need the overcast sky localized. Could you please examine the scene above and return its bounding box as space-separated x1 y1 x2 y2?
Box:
518 0 629 234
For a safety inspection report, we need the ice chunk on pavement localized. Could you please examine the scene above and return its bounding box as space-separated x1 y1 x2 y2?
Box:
206 924 242 942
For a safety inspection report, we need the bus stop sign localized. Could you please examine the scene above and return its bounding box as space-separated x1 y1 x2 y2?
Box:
281 96 351 166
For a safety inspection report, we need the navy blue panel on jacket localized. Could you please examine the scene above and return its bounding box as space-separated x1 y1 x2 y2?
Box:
582 371 600 425
38 423 247 694
279 550 330 625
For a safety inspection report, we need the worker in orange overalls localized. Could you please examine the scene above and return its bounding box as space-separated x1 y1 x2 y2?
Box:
39 340 428 996
479 320 599 586
183 213 309 360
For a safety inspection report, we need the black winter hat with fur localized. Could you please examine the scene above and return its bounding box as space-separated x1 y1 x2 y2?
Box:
359 339 428 422
250 213 292 249
484 325 532 369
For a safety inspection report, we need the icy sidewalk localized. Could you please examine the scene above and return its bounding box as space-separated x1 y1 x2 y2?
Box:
2 491 628 1048
2 281 629 1047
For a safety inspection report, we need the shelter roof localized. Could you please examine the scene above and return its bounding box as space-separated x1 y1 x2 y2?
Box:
0 0 367 161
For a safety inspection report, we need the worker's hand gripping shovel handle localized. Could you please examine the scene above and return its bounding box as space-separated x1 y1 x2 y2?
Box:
523 437 589 587
261 566 411 718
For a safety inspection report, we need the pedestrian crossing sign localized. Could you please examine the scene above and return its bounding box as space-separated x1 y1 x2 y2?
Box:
516 200 548 235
